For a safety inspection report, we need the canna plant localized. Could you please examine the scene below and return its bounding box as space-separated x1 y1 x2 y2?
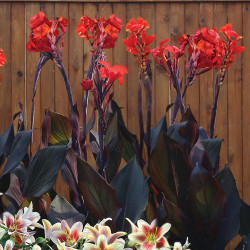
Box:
0 11 249 250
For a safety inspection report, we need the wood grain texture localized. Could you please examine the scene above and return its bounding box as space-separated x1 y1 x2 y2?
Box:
199 3 214 134
55 2 69 116
227 2 243 199
155 2 170 123
26 2 41 149
243 2 250 205
113 2 128 126
1 0 249 2
213 2 228 170
11 3 26 132
0 3 12 131
83 3 97 167
184 3 200 123
40 3 55 124
170 3 184 124
127 3 140 135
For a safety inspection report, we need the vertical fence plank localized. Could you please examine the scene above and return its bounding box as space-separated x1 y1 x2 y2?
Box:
113 3 128 126
54 2 70 201
11 3 25 131
141 3 156 160
127 3 140 136
0 3 12 131
40 3 55 123
170 3 184 124
155 3 170 123
26 2 41 150
213 3 228 170
83 3 97 168
243 2 250 206
55 2 69 116
184 3 200 123
199 3 214 134
227 2 243 200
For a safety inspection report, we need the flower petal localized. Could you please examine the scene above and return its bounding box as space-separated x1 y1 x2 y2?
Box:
156 223 171 239
128 232 147 245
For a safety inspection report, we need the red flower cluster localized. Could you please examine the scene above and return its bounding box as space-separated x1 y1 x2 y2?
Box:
0 49 6 67
123 17 155 70
27 11 68 52
178 23 244 70
99 61 128 86
76 14 122 49
151 38 183 69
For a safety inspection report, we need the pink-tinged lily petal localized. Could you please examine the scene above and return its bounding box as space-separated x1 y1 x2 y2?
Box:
61 220 71 235
4 240 14 250
97 234 108 249
137 219 151 234
155 223 171 239
126 218 139 233
149 219 157 229
69 221 83 242
107 231 126 244
50 230 67 245
98 218 112 226
142 242 155 250
83 243 100 250
85 226 101 243
156 236 170 248
99 225 112 238
174 242 183 250
128 232 147 244
57 241 75 250
106 242 124 250
3 212 14 228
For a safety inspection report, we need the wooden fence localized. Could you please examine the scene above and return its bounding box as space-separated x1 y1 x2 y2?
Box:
0 1 249 246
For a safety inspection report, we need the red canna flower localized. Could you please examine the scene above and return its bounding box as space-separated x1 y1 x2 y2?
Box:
99 60 128 86
76 14 122 49
27 11 68 53
220 23 241 41
178 27 222 69
0 49 6 67
126 17 149 34
124 17 155 71
81 79 93 91
151 38 184 70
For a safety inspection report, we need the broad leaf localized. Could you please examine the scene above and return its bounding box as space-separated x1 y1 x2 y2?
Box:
0 130 32 193
0 124 14 168
149 115 167 155
3 130 32 176
48 195 86 227
49 110 72 146
111 101 139 163
200 138 222 174
106 135 122 183
77 157 121 221
168 108 199 154
112 157 148 231
22 146 66 197
148 131 192 208
164 198 188 238
239 200 250 237
188 163 226 248
215 164 241 249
